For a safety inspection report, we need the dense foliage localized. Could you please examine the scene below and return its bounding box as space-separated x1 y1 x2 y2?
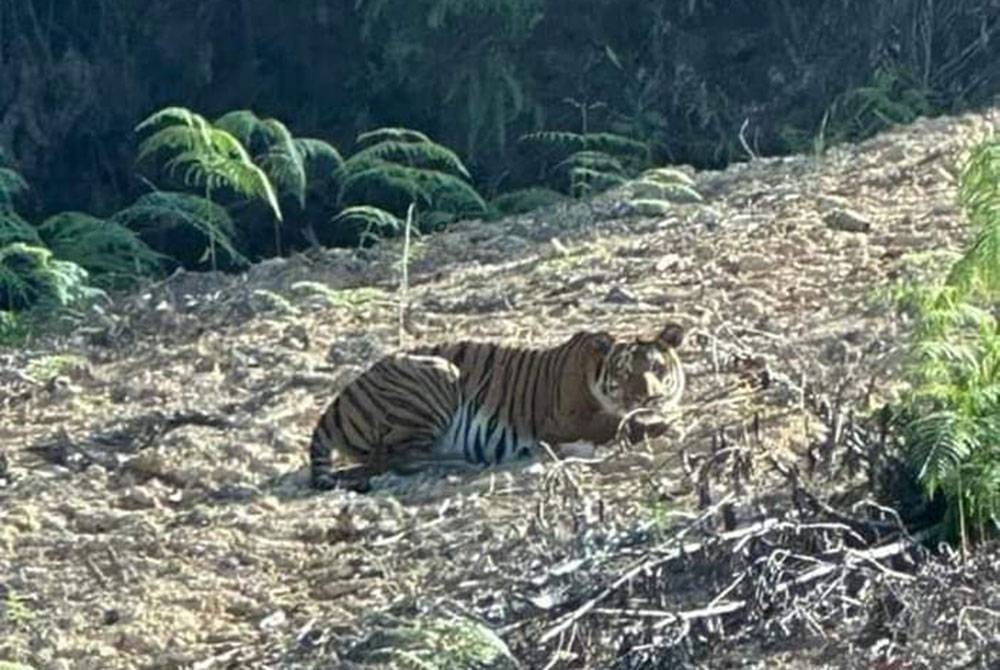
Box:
894 137 1000 547
2 0 996 224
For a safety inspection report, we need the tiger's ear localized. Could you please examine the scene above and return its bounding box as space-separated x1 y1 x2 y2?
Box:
655 322 685 350
590 332 614 356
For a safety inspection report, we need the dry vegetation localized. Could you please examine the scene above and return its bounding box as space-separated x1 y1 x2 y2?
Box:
3 110 1000 669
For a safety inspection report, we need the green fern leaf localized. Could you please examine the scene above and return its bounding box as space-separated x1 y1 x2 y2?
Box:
348 139 471 178
0 212 41 246
0 168 29 212
113 192 247 267
490 187 568 216
357 127 433 146
38 212 163 287
0 242 97 311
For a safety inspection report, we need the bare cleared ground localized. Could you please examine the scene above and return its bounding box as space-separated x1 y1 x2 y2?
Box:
2 109 1000 669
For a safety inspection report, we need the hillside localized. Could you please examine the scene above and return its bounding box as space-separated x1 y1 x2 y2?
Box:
2 109 1000 669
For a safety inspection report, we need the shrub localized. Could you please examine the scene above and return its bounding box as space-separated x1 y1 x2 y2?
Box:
0 243 97 312
894 136 1000 546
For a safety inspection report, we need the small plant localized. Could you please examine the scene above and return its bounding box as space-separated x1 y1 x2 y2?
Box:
112 191 247 269
332 127 486 243
348 613 517 670
783 64 934 156
892 136 1000 548
488 186 569 218
37 212 162 289
520 129 651 198
0 243 97 312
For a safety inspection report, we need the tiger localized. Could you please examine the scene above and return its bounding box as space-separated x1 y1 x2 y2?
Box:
309 321 686 490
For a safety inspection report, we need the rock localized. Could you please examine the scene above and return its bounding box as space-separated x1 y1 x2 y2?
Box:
824 208 872 233
604 286 638 304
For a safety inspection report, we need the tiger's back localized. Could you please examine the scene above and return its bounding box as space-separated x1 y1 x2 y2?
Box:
310 323 686 490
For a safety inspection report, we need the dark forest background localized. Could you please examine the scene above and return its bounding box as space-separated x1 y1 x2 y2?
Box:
4 1 998 216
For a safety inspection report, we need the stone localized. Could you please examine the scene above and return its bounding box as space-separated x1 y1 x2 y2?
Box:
824 208 872 233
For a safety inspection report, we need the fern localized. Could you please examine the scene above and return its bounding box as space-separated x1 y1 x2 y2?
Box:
0 243 96 311
332 205 404 245
892 135 1000 545
136 106 282 261
113 192 247 268
351 136 470 178
521 129 652 198
948 138 1000 294
38 212 162 288
489 187 568 217
0 212 41 246
332 127 485 237
214 110 343 209
0 168 29 212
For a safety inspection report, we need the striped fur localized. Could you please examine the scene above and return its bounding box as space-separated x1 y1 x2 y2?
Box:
310 322 685 490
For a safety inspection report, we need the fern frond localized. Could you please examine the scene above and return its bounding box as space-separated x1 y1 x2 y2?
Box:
641 167 697 188
629 179 703 203
295 138 344 179
0 243 97 311
905 410 980 494
0 212 41 246
490 187 569 216
38 212 162 287
331 205 404 232
113 192 247 267
347 139 471 178
556 150 625 174
0 168 29 212
569 167 627 189
357 127 433 146
135 106 202 134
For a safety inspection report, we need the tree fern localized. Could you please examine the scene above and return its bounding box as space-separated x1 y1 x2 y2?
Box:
0 243 96 311
38 212 162 288
136 106 281 261
113 192 247 268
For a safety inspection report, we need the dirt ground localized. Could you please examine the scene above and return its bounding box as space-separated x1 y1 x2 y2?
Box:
2 108 999 669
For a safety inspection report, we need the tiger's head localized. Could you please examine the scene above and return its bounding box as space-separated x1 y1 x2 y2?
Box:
584 322 686 416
